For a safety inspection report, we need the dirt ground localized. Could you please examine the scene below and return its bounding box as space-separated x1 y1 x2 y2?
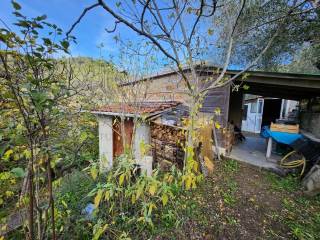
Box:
159 160 320 240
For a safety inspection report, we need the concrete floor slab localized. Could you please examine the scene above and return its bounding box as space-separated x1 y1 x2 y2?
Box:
228 134 285 174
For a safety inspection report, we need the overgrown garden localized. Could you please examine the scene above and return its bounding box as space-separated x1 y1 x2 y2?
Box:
1 0 320 239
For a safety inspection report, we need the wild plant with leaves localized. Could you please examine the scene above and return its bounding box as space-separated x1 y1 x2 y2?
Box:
0 2 88 239
68 153 202 239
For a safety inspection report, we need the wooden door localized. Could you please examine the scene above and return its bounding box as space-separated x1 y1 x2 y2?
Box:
113 118 134 157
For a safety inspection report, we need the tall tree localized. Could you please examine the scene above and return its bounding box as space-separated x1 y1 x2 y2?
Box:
230 0 320 72
0 2 76 239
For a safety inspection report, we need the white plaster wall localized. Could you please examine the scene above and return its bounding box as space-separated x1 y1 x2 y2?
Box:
98 116 113 172
133 122 153 175
133 122 151 160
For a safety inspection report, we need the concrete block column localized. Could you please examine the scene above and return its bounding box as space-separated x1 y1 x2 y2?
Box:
98 116 113 172
133 122 153 175
133 122 151 160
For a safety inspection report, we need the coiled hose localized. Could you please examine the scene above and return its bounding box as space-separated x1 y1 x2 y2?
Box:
280 150 306 176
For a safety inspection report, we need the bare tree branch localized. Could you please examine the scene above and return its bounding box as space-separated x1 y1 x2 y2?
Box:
105 20 120 33
202 0 218 17
203 23 281 92
188 0 205 44
140 0 151 32
97 0 180 65
66 3 99 37
151 0 193 92
207 0 246 88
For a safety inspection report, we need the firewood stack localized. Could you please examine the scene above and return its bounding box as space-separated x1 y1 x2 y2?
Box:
150 123 185 170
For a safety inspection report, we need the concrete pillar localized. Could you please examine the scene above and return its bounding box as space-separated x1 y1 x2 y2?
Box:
133 122 153 175
98 116 113 172
137 156 153 176
133 122 151 160
266 137 272 159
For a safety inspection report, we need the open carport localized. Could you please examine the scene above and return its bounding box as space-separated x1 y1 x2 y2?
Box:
226 70 320 172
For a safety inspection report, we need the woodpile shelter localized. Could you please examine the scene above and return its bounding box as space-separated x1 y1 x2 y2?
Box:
119 63 320 171
92 101 189 171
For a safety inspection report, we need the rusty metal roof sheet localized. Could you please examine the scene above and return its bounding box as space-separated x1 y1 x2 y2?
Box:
93 101 181 116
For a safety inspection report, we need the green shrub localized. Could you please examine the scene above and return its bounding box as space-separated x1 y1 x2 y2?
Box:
54 170 95 239
87 154 201 239
52 152 202 239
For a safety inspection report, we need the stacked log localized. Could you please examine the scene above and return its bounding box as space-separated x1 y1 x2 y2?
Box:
150 123 185 144
150 123 185 170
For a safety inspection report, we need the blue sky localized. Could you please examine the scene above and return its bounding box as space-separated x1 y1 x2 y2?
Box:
0 0 128 59
0 0 228 71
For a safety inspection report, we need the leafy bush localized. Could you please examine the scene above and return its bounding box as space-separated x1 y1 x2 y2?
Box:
0 168 25 219
54 170 95 239
67 154 202 239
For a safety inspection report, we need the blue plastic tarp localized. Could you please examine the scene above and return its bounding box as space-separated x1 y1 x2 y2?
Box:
261 126 302 145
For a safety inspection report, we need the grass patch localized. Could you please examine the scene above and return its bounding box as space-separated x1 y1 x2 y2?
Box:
265 172 320 239
266 172 299 192
221 181 238 206
281 196 320 240
223 159 239 174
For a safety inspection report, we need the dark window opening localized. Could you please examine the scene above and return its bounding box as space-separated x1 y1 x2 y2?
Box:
243 105 248 120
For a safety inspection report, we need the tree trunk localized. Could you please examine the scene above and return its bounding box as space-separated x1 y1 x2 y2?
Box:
27 143 34 240
47 157 56 240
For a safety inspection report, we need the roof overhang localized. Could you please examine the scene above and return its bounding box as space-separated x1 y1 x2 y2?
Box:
91 101 183 119
120 64 320 96
91 111 142 118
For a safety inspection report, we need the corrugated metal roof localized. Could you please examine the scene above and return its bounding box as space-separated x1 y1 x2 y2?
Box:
93 101 181 115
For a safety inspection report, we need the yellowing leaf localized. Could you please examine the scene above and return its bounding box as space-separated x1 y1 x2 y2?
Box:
136 185 144 200
215 122 221 129
204 156 214 173
140 140 146 156
162 194 168 206
148 203 157 216
3 149 13 160
1 224 7 231
243 84 250 90
193 161 199 172
214 108 221 115
90 167 98 180
119 173 125 186
139 140 151 157
131 194 136 204
149 184 157 196
104 191 110 201
92 223 108 240
5 191 14 198
79 132 88 143
94 190 103 208
61 200 68 208
185 177 192 190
